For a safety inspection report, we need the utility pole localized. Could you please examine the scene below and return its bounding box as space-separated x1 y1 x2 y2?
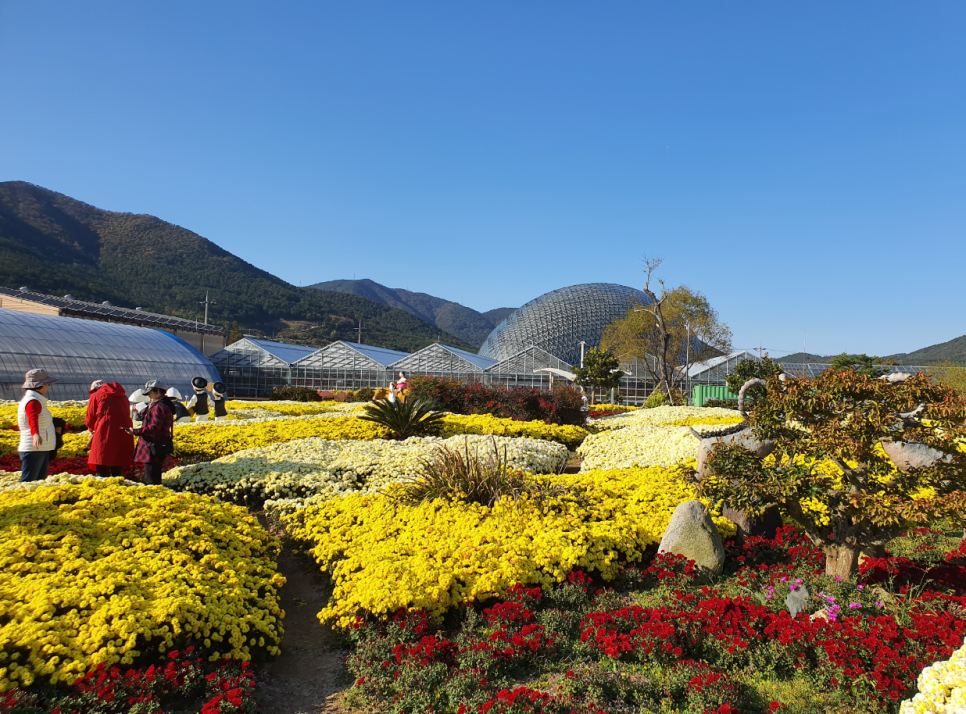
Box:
685 321 691 404
579 341 586 368
199 291 215 325
357 320 363 345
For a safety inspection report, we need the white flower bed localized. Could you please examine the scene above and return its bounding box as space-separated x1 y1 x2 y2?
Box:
164 434 568 514
589 405 742 431
901 637 966 713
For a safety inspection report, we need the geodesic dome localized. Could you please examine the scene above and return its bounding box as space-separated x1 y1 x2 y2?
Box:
478 283 649 366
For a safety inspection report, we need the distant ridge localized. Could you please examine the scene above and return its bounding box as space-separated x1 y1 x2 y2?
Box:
0 181 474 353
310 278 516 348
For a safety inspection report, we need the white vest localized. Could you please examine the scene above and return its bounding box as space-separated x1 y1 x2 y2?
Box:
18 391 56 453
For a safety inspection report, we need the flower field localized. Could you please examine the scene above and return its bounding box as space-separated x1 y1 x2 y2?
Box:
0 478 284 692
3 396 965 713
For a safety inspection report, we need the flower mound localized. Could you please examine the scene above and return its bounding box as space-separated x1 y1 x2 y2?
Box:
901 636 966 714
164 434 569 513
577 425 703 471
588 404 743 431
285 466 733 626
0 479 285 691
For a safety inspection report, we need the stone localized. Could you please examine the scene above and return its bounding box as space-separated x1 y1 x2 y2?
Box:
810 608 829 623
696 428 776 479
785 584 810 618
881 440 949 472
658 500 725 575
722 504 784 541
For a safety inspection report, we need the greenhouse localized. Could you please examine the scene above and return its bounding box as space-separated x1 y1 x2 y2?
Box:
292 341 410 392
479 283 649 365
208 338 318 397
0 309 221 401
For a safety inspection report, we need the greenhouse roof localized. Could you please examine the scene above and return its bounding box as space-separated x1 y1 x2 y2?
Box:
686 351 757 378
390 343 498 373
243 339 319 365
339 341 411 367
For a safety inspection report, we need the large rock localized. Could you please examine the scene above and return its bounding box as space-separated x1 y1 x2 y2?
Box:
722 503 783 541
696 428 775 479
881 440 949 472
658 500 725 574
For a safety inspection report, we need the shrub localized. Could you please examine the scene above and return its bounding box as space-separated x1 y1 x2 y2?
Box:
403 377 586 426
270 386 324 402
395 436 545 507
359 397 446 440
354 387 376 402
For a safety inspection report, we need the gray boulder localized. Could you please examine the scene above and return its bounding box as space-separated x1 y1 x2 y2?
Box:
881 440 949 472
658 500 725 574
696 428 776 479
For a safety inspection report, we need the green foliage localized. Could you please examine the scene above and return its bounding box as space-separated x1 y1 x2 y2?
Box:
724 355 783 403
572 347 622 401
270 386 325 402
930 361 966 395
0 181 474 353
697 369 966 577
359 397 446 440
394 436 541 507
643 387 686 408
227 321 241 345
830 353 887 378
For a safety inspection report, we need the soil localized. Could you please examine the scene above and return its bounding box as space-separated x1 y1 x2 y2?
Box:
256 540 352 714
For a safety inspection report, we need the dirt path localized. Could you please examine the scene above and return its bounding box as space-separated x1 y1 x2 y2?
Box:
256 541 351 714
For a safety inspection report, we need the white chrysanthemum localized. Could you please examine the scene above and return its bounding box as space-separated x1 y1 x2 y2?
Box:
900 638 966 714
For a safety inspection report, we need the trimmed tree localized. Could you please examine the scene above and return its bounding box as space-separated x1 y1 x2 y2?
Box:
696 369 966 578
724 355 783 405
572 347 622 404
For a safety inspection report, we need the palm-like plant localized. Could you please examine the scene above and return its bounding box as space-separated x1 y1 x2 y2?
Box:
359 397 445 440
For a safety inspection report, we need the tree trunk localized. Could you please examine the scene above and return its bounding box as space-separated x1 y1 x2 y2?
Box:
825 544 860 579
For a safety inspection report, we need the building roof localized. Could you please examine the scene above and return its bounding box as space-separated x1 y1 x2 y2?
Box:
339 341 411 367
486 344 571 374
779 363 932 378
686 351 758 377
0 286 223 335
292 341 411 369
0 309 220 401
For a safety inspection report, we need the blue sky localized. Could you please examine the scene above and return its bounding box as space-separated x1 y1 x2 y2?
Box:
1 2 963 358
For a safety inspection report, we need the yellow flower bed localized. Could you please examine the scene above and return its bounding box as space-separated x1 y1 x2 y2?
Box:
224 400 349 417
0 405 89 430
0 478 285 691
285 466 734 627
590 404 640 413
0 432 90 459
438 414 589 448
172 416 388 459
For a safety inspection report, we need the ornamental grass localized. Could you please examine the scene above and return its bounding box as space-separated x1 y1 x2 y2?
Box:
285 465 734 627
0 479 285 691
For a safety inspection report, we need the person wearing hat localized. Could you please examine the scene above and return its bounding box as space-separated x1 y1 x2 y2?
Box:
123 380 175 485
210 382 229 421
85 380 135 478
186 377 211 422
166 388 192 423
17 369 59 482
129 388 150 423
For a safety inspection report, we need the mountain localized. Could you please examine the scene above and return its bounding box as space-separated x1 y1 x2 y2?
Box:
778 353 835 363
310 278 517 347
0 181 475 353
886 335 966 367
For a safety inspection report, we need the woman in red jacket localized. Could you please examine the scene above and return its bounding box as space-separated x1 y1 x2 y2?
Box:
85 380 135 477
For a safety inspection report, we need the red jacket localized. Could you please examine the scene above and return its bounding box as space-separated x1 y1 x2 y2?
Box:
86 383 135 468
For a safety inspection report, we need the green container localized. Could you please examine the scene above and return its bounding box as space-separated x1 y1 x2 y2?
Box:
692 384 739 408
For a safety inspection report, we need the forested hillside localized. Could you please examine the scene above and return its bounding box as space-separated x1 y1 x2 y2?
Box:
0 181 473 353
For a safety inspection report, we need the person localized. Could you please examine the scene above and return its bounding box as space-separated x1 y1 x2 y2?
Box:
125 380 175 486
395 372 408 402
17 369 59 482
85 380 135 477
210 382 229 421
166 388 192 423
187 377 211 422
129 388 150 422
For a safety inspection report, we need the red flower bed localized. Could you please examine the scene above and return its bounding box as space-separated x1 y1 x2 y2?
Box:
345 527 966 714
0 649 256 713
